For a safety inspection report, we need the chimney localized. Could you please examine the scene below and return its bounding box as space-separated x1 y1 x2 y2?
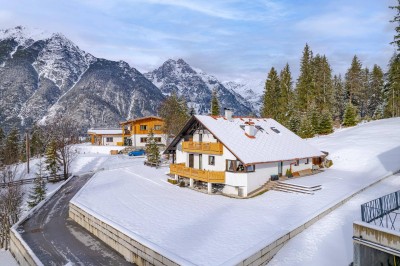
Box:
224 108 233 121
244 119 256 138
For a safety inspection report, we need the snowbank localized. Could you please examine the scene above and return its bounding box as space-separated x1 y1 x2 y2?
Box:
74 143 125 155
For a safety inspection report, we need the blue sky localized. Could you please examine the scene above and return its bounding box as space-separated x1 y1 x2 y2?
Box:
0 0 396 81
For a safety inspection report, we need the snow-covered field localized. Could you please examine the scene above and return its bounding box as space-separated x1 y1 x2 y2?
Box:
269 172 400 266
71 118 400 265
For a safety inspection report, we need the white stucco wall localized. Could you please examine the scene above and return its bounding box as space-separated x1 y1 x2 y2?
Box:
247 162 278 193
101 135 122 146
175 140 185 164
130 134 167 147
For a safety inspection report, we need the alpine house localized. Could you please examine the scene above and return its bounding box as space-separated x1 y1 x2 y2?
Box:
164 109 325 197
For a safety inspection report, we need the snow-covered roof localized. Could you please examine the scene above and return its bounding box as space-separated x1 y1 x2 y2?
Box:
168 115 324 165
87 129 122 135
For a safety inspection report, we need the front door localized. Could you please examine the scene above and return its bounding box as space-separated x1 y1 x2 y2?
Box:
189 154 194 168
278 161 283 176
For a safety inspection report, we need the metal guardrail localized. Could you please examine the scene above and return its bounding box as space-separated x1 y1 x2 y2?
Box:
361 190 400 230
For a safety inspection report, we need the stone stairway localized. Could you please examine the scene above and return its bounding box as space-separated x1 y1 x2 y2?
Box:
247 180 278 197
273 181 322 195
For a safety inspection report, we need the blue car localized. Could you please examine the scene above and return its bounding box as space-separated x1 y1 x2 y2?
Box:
128 149 145 156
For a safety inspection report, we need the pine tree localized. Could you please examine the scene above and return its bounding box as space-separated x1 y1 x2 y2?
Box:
4 128 20 165
319 110 334 134
277 63 293 124
333 75 346 122
359 67 371 119
288 115 301 134
261 67 280 118
45 139 60 179
310 108 320 135
210 89 220 115
296 44 314 112
30 126 45 157
28 160 47 208
313 55 334 112
384 53 400 117
298 116 314 138
345 55 363 109
390 1 400 51
343 102 358 127
368 65 384 119
145 130 160 164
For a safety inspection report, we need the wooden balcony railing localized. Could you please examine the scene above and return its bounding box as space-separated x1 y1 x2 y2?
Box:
170 163 225 183
182 141 223 155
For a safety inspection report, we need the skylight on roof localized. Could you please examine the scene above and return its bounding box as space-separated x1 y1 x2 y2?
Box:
270 127 280 133
255 125 265 132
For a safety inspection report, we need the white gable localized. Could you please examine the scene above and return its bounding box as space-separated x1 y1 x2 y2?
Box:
195 115 324 165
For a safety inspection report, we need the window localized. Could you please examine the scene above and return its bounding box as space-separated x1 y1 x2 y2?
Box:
226 160 254 172
209 156 215 165
154 137 162 142
246 165 255 172
140 125 147 131
154 125 161 130
305 158 310 164
106 137 113 142
295 159 299 166
140 137 147 143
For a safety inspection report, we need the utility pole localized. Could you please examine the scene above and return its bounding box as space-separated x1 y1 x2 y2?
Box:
26 130 30 174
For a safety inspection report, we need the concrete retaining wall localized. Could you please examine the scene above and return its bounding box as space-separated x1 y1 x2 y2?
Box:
69 203 180 266
9 228 41 266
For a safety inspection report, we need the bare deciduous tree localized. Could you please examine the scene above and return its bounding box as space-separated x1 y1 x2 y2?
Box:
45 117 79 179
0 166 24 249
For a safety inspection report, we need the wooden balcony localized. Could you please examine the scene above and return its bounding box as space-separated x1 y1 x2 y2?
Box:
182 141 223 155
170 163 225 183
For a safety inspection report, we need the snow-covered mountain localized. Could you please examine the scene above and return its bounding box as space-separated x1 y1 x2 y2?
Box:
222 80 264 114
0 26 164 130
144 59 255 115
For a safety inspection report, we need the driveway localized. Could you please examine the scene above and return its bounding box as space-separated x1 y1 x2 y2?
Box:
19 173 133 266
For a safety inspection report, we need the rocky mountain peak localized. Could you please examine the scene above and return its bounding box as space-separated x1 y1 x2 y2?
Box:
0 25 51 47
145 59 255 115
0 26 165 131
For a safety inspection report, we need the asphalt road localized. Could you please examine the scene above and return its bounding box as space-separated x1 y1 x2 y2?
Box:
19 173 133 266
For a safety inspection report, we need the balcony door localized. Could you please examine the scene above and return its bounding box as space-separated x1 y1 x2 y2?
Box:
189 154 194 168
